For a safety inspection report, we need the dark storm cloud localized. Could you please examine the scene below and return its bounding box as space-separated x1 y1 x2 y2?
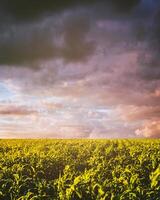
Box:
137 1 160 81
2 0 141 22
1 0 94 21
0 0 143 66
0 26 56 65
0 14 94 65
61 17 94 63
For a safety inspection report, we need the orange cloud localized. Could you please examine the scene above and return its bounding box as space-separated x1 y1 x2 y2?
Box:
151 89 160 97
135 121 160 138
0 105 36 116
44 102 63 110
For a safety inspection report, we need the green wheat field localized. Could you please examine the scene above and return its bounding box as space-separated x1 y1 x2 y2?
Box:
0 139 159 200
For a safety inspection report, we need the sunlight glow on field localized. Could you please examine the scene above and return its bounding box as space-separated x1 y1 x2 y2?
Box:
0 139 159 199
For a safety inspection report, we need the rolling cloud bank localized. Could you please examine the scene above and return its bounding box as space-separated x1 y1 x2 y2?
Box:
0 0 159 138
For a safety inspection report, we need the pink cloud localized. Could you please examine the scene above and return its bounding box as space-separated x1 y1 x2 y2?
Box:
118 105 160 121
135 121 160 138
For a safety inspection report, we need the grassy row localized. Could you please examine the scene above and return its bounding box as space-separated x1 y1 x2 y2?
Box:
0 139 159 199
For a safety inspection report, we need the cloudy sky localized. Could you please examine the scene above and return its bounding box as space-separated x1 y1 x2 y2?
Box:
0 0 160 138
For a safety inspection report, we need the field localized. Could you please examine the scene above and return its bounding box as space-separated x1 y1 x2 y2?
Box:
0 139 159 200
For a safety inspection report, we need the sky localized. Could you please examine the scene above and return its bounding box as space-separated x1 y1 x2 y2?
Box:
0 0 160 138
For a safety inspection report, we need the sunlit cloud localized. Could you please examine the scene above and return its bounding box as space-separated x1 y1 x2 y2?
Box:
135 121 160 138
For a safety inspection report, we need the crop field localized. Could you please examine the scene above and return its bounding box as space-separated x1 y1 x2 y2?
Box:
0 139 159 200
